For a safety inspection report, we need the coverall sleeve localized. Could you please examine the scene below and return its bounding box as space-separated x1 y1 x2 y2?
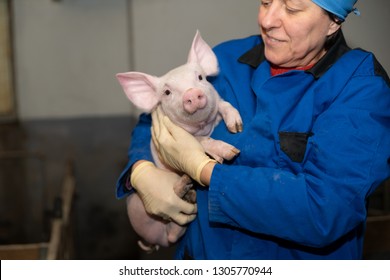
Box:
208 74 390 248
116 113 153 199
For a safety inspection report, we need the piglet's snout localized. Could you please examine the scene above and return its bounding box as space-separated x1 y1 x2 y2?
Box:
183 88 207 114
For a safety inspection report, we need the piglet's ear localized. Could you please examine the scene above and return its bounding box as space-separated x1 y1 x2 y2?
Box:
187 30 219 76
116 72 160 112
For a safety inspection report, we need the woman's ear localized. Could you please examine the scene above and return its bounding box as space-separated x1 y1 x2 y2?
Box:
327 21 341 36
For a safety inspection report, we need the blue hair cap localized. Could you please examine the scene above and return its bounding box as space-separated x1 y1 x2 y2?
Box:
312 0 360 21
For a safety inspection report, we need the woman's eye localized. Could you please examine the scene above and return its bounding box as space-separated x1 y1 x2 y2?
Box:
164 89 171 96
260 0 271 7
198 75 203 81
286 7 299 14
284 3 301 14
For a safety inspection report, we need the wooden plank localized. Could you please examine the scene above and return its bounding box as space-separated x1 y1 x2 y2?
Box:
46 160 76 260
0 243 48 260
46 219 62 260
0 0 15 118
62 160 76 225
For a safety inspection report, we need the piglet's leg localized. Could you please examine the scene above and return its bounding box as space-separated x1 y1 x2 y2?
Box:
173 174 195 203
198 136 240 163
126 193 170 252
218 100 243 133
127 173 196 253
166 174 195 244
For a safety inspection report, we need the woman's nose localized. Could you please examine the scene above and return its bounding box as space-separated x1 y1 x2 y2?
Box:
258 3 282 30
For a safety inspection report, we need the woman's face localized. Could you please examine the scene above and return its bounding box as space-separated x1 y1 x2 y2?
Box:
258 0 340 68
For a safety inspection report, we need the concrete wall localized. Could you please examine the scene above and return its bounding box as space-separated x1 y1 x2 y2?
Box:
130 0 259 75
343 0 390 71
12 0 390 120
12 0 131 120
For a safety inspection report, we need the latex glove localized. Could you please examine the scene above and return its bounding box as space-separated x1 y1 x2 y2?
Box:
131 161 197 225
151 107 216 185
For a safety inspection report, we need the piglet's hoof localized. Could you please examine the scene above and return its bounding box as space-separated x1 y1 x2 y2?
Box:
173 174 196 203
138 240 160 254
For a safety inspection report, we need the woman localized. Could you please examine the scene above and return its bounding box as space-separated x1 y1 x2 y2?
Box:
117 0 390 259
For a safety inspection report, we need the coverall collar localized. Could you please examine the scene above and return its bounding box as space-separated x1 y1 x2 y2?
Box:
238 30 351 79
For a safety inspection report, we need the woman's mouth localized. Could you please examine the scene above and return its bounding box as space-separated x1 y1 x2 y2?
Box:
263 34 286 46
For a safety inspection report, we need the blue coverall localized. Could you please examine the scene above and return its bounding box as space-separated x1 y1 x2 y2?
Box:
116 31 390 259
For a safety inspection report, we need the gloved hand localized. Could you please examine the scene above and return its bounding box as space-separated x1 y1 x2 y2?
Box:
151 107 216 186
131 161 197 225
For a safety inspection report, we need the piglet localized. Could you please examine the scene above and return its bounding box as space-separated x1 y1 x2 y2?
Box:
116 30 242 252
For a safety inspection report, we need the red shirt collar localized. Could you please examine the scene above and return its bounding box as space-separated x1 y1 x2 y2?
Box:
270 64 314 76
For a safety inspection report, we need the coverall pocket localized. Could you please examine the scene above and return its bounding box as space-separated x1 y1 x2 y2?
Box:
278 131 313 163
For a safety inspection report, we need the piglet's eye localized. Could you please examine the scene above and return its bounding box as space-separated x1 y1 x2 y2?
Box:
164 89 171 96
198 75 203 81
